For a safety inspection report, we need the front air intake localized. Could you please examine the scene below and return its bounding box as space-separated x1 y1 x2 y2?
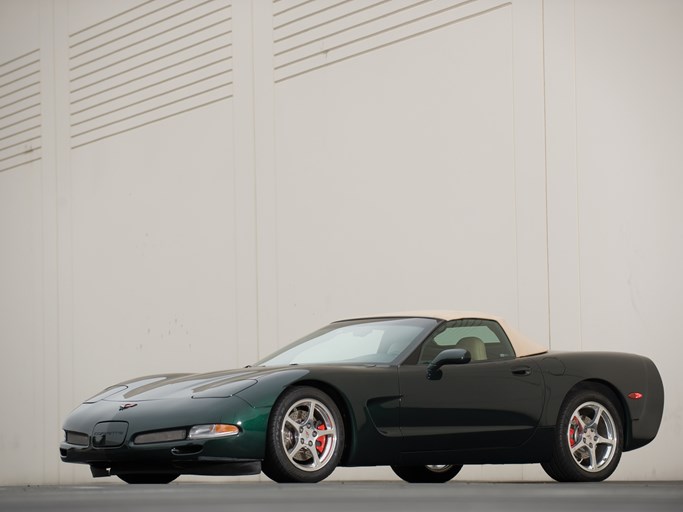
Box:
65 431 89 446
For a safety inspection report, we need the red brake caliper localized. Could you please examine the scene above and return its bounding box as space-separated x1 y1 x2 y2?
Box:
569 415 581 447
315 424 326 454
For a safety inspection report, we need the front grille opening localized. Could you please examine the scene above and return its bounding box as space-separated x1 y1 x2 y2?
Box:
134 429 187 445
65 430 89 446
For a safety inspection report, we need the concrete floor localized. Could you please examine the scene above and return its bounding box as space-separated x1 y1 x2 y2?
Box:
1 482 682 512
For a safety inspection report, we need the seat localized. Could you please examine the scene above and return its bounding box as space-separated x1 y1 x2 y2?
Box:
455 336 487 361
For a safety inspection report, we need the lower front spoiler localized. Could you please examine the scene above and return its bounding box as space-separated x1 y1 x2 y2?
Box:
61 440 262 478
90 459 262 478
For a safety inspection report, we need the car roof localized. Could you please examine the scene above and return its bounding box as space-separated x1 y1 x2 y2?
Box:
339 310 548 358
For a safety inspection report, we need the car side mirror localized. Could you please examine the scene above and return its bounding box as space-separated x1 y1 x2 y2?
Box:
426 348 471 380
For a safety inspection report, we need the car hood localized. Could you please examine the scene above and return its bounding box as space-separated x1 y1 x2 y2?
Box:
95 367 286 402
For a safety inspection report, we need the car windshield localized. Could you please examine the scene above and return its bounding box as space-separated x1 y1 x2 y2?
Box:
256 318 439 366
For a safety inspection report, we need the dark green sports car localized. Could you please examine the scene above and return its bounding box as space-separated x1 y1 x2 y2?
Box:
60 311 664 484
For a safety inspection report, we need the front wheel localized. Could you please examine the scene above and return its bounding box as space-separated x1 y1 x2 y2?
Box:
391 464 463 483
542 386 623 482
117 473 179 484
262 386 344 483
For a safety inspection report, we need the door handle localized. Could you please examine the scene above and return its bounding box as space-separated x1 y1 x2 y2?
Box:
511 366 532 376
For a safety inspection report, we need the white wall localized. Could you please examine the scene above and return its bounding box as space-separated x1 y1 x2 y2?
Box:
0 0 681 485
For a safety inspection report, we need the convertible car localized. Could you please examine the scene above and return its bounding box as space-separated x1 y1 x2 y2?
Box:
60 311 664 484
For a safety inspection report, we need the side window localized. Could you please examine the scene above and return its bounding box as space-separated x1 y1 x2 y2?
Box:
417 319 515 364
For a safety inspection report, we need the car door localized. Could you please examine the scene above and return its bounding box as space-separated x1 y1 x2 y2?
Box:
397 319 545 453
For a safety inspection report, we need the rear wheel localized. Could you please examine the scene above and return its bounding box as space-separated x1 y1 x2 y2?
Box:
117 473 179 484
262 386 344 483
391 464 463 483
542 386 623 482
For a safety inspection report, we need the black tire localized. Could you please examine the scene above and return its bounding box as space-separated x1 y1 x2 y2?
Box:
542 385 623 482
262 386 345 483
391 464 463 483
117 473 179 484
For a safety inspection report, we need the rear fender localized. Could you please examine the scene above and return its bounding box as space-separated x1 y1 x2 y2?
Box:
540 352 664 451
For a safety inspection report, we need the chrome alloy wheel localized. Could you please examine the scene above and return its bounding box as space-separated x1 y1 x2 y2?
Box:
566 401 618 473
280 398 338 472
425 465 455 473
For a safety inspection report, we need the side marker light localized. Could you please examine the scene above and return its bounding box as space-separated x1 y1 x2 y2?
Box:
627 392 643 400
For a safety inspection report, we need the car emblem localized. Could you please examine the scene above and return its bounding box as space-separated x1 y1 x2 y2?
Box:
119 403 138 411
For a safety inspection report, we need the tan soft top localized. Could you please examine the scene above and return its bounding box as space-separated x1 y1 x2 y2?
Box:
343 310 548 358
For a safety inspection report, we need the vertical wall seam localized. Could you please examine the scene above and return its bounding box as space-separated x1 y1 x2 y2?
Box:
509 1 520 327
541 0 551 349
250 0 260 360
571 0 583 351
51 0 59 485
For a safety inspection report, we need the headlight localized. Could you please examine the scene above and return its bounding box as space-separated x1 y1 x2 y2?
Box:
187 424 240 439
191 379 257 398
84 385 128 403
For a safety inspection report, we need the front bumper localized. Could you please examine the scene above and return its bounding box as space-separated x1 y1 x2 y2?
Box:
60 437 262 477
60 395 269 476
